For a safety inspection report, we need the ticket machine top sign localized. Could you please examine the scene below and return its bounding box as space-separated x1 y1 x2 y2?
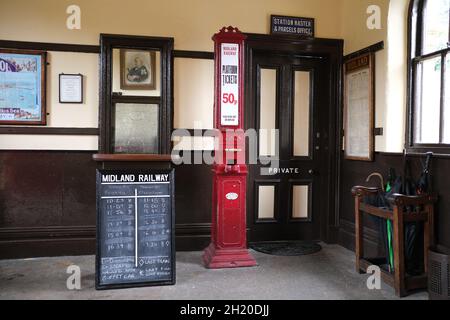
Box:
213 27 246 130
220 43 239 126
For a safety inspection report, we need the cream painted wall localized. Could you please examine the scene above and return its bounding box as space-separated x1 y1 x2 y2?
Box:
174 58 214 129
341 0 389 152
340 0 409 153
0 51 99 150
47 51 99 127
0 0 344 151
0 135 97 150
0 0 410 153
0 0 343 50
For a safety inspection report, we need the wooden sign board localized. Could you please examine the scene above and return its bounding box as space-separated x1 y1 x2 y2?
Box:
95 169 175 290
270 15 314 37
343 53 375 161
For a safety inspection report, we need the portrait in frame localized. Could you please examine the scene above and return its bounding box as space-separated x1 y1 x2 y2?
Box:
120 49 156 90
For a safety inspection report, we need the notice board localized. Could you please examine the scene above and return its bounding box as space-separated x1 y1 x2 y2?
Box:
95 168 175 290
343 53 375 161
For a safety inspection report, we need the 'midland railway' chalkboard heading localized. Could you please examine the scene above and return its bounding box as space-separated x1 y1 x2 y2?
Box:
101 173 170 183
95 169 175 290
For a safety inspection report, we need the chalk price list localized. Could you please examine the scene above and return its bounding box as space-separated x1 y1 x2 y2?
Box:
100 183 172 284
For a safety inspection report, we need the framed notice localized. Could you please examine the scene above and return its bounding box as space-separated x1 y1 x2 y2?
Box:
59 73 83 103
96 168 175 290
0 49 46 125
343 53 375 161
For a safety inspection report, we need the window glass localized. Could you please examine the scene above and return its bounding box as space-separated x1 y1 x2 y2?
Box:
444 55 450 143
422 0 450 55
414 56 442 144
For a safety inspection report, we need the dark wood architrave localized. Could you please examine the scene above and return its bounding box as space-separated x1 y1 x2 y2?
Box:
0 127 98 135
0 40 216 59
343 41 384 62
173 50 214 60
0 39 100 53
244 33 344 243
99 34 174 154
93 153 172 162
111 94 161 105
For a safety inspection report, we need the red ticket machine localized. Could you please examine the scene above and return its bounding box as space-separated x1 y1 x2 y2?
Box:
202 26 257 268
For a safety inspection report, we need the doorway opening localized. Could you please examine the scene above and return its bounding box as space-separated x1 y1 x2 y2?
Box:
244 34 343 245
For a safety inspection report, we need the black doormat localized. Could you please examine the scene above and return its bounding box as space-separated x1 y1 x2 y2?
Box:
250 241 322 256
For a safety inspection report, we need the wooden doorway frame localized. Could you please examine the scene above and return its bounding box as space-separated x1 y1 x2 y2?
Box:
244 33 343 244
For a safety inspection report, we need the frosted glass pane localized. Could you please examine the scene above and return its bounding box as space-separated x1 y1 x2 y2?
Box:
113 103 159 154
292 185 309 219
259 68 277 156
293 71 310 156
258 186 275 219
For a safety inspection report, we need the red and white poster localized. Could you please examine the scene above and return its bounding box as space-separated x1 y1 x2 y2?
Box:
220 43 239 126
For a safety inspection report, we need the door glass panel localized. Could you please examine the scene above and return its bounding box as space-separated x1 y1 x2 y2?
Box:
113 103 159 154
259 68 277 156
293 71 311 156
414 56 441 144
292 185 309 219
258 185 275 219
112 48 161 96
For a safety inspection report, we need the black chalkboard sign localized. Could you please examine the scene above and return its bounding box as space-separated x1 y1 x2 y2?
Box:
270 15 315 37
95 169 175 290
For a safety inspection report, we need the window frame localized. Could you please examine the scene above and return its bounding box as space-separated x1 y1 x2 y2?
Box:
407 0 450 155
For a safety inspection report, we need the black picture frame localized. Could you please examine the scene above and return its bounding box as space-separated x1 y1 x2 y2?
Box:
95 168 176 290
59 73 83 104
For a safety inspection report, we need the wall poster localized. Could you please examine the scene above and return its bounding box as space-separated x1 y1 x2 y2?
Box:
0 49 47 125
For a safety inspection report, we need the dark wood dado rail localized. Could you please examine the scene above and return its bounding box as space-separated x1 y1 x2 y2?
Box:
93 154 173 162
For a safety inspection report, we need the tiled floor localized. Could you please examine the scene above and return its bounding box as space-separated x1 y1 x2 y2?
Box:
0 244 428 300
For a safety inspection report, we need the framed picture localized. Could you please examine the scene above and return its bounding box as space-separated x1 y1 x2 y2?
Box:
59 73 83 104
343 53 375 161
0 49 47 125
120 49 156 90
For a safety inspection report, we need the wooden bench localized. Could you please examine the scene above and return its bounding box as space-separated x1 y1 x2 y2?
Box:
352 186 437 297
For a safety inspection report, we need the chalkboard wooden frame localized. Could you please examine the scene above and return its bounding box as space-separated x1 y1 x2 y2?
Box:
95 168 176 290
343 52 375 162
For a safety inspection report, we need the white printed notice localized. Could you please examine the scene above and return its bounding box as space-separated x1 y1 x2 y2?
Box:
220 43 239 126
59 74 82 103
